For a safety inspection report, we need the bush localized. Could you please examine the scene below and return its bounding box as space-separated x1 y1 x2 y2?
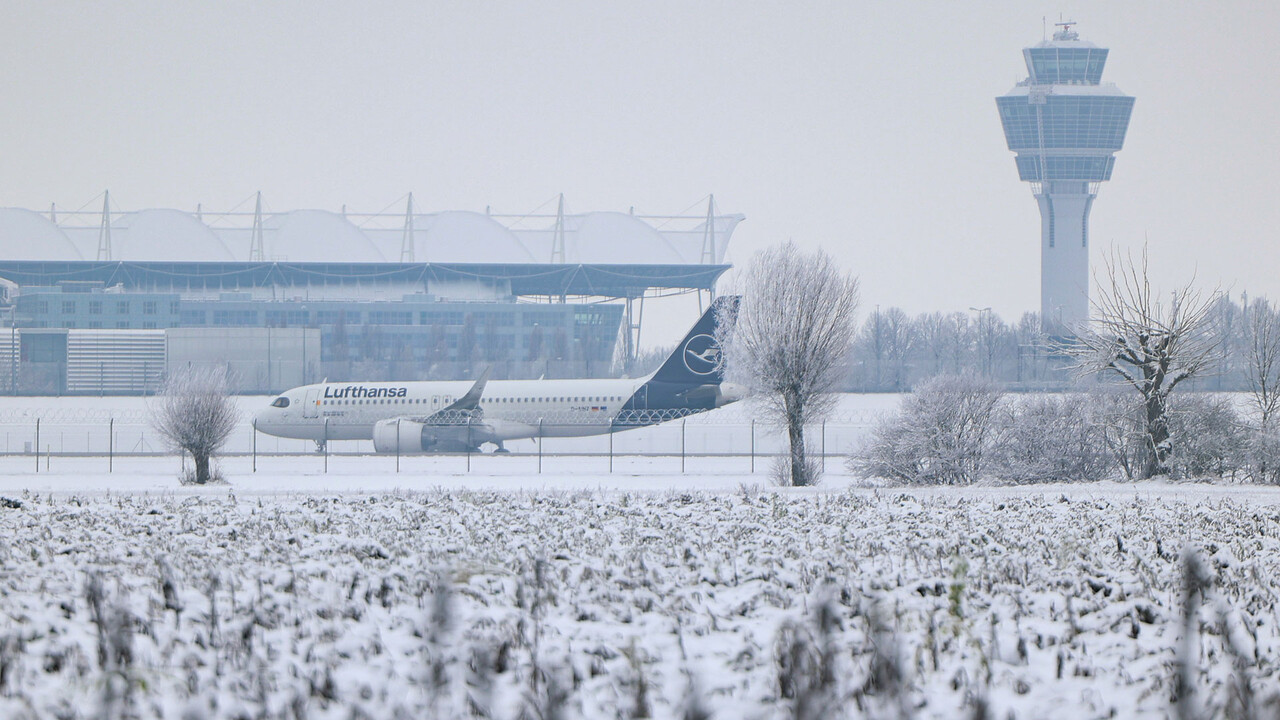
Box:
852 373 1003 485
1246 426 1280 484
989 393 1113 483
1165 394 1248 479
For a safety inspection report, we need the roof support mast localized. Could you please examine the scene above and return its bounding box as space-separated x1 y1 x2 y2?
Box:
96 191 112 262
249 192 265 262
700 194 718 307
551 193 566 303
400 193 415 263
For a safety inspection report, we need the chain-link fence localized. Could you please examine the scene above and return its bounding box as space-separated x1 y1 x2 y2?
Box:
0 404 892 477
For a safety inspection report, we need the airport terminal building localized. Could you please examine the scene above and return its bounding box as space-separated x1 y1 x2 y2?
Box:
0 196 741 395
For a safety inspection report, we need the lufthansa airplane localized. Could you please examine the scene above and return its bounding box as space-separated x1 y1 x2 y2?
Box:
253 297 743 453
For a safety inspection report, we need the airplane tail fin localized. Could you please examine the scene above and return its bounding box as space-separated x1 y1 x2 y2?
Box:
649 296 738 386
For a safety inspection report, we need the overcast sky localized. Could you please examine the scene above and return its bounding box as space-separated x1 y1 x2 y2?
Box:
3 1 1278 346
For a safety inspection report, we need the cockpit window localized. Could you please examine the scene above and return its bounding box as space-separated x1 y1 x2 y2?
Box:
270 397 290 408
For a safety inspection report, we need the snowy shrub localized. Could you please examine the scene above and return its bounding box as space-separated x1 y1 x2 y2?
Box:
770 451 822 487
989 393 1113 483
851 373 1003 485
1088 390 1150 481
1165 394 1248 479
1246 426 1280 484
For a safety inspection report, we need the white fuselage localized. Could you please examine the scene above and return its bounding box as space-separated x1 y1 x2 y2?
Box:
254 377 676 443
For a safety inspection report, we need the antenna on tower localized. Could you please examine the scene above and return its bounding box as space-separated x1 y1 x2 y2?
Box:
400 193 416 263
700 195 717 264
1053 18 1078 41
96 191 112 261
550 194 566 264
249 191 265 262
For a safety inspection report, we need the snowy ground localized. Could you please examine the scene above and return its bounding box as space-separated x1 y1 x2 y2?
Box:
1 394 1278 718
2 477 1280 718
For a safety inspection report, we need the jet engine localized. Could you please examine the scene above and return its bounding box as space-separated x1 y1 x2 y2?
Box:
371 417 534 453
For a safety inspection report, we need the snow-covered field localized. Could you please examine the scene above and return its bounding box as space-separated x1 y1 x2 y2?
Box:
3 481 1280 719
2 394 1279 718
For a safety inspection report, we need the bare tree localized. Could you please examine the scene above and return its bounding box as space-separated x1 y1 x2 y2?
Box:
1242 298 1280 483
1062 248 1217 479
720 242 860 486
1244 298 1280 427
152 366 240 484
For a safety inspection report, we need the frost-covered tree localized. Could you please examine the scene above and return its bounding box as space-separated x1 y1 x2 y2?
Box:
1242 299 1280 483
1244 299 1280 427
853 373 1003 485
1062 249 1217 479
152 366 240 485
720 241 860 486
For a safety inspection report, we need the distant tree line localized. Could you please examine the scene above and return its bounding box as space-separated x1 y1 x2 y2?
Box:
853 250 1280 484
845 292 1278 393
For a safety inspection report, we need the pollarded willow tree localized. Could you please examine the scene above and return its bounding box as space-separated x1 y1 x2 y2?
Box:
152 366 240 484
1063 248 1218 479
718 241 860 486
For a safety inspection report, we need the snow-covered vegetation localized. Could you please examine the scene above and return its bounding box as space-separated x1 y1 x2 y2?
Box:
1 487 1278 718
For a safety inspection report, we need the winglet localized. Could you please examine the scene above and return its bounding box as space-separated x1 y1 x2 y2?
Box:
445 366 490 412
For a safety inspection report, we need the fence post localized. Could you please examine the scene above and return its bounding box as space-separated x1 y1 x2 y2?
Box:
537 418 543 475
822 421 826 473
108 418 114 473
466 419 472 473
251 418 257 473
681 418 686 474
396 418 401 473
750 419 755 474
323 418 329 474
609 429 613 473
35 418 39 473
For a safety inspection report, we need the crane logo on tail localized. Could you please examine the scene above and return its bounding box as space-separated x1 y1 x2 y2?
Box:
682 334 723 376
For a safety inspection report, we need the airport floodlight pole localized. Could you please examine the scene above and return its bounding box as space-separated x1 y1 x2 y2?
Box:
969 307 994 377
719 241 860 486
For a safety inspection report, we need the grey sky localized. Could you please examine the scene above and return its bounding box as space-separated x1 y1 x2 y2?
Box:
3 1 1277 346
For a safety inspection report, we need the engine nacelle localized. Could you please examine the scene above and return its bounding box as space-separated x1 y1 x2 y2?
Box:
372 418 471 453
372 417 537 453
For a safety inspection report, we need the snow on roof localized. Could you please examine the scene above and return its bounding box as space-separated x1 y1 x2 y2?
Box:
263 210 387 263
111 209 236 262
0 208 84 260
0 204 743 265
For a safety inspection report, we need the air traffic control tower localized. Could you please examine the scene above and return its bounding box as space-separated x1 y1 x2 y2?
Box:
997 22 1134 334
